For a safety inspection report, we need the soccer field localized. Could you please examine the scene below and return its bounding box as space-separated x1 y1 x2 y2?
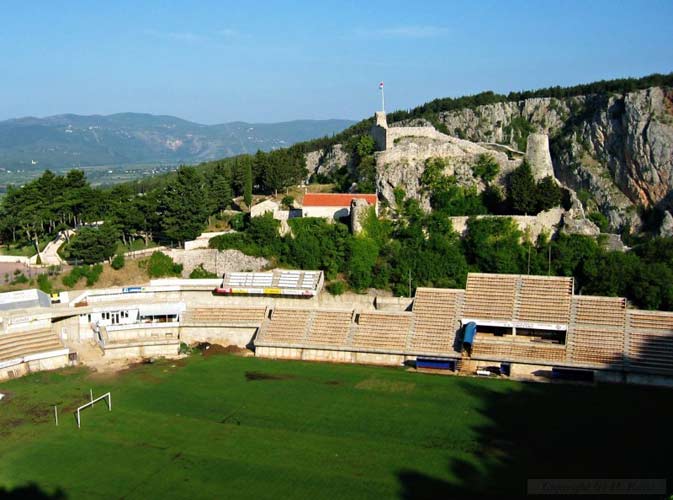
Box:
0 353 671 499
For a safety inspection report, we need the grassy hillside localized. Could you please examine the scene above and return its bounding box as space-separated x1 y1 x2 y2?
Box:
0 354 671 498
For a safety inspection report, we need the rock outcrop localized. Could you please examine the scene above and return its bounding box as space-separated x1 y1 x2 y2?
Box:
304 144 352 179
374 133 518 210
659 211 673 237
437 86 673 230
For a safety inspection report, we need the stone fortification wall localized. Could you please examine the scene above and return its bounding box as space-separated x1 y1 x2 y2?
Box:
449 208 565 242
386 126 451 146
375 135 518 210
167 249 268 278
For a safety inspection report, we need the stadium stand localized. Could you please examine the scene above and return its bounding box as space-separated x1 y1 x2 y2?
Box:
409 288 463 354
0 329 64 363
257 308 312 344
214 270 324 297
182 307 267 326
568 296 626 367
627 310 673 375
471 337 567 364
304 310 354 347
350 311 413 352
516 276 572 325
463 273 518 321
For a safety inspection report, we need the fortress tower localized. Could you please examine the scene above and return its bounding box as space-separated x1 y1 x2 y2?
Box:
371 111 389 151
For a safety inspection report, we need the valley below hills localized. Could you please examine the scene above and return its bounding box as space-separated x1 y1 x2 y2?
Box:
0 113 354 187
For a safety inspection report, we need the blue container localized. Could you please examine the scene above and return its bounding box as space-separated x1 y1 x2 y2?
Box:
463 322 477 346
417 357 456 370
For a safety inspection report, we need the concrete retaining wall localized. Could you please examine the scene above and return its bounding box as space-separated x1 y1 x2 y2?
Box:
180 326 257 347
103 343 179 360
255 346 406 367
0 353 69 381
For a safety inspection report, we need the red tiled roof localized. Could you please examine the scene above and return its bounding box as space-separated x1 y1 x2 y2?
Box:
302 193 378 207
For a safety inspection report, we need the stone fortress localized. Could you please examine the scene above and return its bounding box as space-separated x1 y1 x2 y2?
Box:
369 110 603 241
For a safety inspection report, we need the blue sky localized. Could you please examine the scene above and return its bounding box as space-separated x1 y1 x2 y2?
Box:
2 0 672 123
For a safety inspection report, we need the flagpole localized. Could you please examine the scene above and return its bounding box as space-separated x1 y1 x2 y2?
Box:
381 86 385 113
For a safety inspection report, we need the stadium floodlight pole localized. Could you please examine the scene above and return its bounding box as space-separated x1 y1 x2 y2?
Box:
379 81 385 113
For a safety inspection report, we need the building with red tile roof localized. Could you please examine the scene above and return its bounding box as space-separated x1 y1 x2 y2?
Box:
301 193 378 220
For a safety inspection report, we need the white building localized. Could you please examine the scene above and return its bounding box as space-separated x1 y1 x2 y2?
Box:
301 193 378 220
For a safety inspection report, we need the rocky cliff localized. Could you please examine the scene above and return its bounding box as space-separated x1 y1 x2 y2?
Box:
303 86 673 233
438 86 673 229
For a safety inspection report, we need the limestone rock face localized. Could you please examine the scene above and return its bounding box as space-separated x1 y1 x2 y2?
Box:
304 144 351 179
659 211 673 237
561 213 600 236
374 134 517 210
436 86 673 231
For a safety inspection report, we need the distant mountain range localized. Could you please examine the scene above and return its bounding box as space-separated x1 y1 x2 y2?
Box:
0 113 355 170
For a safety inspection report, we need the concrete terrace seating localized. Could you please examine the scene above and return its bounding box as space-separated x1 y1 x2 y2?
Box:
568 297 626 366
573 296 626 328
516 276 572 325
182 307 267 326
463 273 518 321
627 310 673 375
568 328 624 366
471 337 566 363
259 308 312 345
351 312 412 352
304 310 353 347
0 329 63 363
410 288 463 354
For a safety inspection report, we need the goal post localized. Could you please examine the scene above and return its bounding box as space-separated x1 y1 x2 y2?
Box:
75 392 112 428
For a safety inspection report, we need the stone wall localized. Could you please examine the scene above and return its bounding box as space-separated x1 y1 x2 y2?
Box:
167 249 268 277
449 208 565 242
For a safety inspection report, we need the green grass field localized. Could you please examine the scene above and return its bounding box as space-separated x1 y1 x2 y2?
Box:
0 354 671 499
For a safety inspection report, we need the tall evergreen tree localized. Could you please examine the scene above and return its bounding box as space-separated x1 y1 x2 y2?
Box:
158 166 208 244
508 160 538 214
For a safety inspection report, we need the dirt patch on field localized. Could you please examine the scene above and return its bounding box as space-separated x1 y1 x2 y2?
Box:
0 418 25 437
355 378 416 394
244 371 296 382
196 343 251 358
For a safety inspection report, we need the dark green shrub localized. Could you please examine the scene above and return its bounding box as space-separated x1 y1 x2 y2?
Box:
472 154 500 183
11 273 29 285
37 274 52 294
147 251 183 278
62 264 104 288
189 264 217 279
111 253 125 270
326 281 346 295
589 212 610 233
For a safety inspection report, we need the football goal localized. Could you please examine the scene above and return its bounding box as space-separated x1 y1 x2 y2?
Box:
75 391 112 428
